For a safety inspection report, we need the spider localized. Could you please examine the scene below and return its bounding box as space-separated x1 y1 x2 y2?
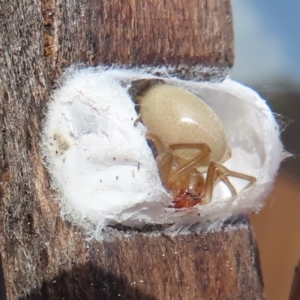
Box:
130 80 256 208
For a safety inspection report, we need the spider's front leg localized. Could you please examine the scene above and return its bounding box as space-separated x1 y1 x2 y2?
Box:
203 162 257 204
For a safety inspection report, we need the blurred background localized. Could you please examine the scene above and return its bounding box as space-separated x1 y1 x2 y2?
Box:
231 1 300 299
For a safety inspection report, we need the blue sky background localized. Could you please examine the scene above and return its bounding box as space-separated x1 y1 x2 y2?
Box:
231 0 300 87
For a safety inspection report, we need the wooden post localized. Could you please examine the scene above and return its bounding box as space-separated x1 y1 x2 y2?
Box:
0 0 264 299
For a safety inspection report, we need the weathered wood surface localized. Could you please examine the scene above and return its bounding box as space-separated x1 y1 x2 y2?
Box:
42 0 234 80
0 0 264 299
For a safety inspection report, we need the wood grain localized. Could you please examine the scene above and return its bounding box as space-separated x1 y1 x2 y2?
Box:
0 0 263 299
25 219 264 300
42 0 234 81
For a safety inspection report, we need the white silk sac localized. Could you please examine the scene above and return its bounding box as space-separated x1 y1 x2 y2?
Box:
42 67 284 239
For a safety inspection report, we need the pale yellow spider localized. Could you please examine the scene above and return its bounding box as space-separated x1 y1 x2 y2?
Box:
131 80 256 208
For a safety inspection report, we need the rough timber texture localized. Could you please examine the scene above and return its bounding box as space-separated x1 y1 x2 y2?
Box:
0 0 264 299
42 0 234 81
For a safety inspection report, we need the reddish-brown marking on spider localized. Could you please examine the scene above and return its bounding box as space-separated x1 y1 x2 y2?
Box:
131 80 256 208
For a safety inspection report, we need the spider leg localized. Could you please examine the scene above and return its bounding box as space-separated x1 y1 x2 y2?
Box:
203 161 257 204
145 138 213 205
167 143 211 184
145 138 212 185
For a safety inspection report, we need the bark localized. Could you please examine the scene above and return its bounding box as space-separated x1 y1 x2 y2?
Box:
0 0 264 299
